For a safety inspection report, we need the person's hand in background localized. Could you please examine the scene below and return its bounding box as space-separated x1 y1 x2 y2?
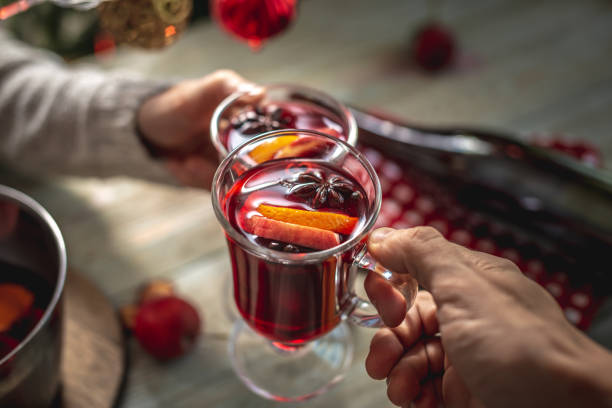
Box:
137 70 257 188
364 226 612 408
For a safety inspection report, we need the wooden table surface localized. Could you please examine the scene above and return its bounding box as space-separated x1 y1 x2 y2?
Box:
4 0 612 407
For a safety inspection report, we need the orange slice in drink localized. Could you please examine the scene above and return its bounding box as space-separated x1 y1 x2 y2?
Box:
245 215 341 250
0 284 34 332
272 136 332 159
248 135 299 163
257 204 358 235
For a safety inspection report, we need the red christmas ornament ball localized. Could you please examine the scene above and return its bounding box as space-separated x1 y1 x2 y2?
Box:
133 296 201 360
412 22 456 72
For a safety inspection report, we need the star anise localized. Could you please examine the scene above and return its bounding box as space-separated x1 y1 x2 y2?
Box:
283 170 359 208
230 106 291 135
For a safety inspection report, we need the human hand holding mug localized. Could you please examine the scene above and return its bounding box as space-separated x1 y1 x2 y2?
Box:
365 226 612 408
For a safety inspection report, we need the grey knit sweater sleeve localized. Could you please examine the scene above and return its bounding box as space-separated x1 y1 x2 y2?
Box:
0 28 174 182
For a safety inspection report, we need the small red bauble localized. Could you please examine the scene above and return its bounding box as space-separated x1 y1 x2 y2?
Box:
133 296 201 360
412 22 456 72
212 0 298 50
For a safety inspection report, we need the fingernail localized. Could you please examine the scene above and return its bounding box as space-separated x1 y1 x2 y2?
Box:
370 228 394 244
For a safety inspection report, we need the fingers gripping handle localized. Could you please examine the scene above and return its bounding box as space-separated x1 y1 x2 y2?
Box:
348 248 418 328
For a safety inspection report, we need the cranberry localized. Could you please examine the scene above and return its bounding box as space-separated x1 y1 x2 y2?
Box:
412 22 456 72
133 296 201 360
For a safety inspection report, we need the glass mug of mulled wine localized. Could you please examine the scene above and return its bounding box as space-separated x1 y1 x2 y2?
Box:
0 186 66 407
212 130 418 400
210 83 358 160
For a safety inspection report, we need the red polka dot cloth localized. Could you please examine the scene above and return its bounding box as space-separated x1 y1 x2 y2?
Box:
359 143 606 331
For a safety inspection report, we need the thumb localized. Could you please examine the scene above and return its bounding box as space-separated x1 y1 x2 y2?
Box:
368 226 459 291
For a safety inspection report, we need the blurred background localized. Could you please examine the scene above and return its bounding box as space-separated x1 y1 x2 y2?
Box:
4 0 612 167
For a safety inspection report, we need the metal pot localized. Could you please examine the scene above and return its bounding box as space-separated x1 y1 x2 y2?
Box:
0 185 66 407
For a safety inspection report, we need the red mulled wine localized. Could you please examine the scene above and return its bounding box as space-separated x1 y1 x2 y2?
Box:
223 159 368 344
0 260 50 362
222 101 346 154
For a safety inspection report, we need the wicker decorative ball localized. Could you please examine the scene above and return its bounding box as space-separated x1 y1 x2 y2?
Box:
98 0 192 49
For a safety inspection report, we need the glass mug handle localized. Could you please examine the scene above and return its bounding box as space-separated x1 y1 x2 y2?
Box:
348 245 418 328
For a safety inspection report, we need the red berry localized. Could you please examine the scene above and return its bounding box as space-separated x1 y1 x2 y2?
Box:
133 296 201 360
412 23 456 72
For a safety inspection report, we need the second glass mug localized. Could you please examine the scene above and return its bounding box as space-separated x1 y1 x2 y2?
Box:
209 83 358 160
210 83 360 322
212 130 418 401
